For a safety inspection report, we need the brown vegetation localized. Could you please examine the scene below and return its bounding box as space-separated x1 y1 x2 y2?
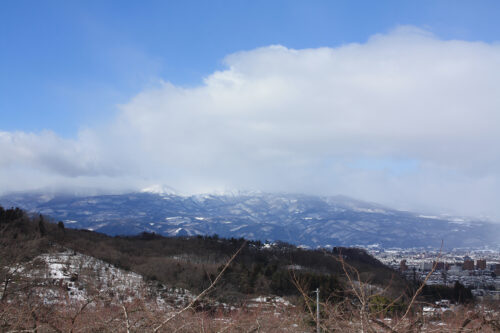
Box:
1 206 498 332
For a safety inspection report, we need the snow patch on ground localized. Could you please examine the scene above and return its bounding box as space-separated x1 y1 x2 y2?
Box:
10 250 194 308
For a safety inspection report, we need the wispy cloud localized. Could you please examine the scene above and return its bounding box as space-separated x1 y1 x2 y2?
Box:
2 26 500 218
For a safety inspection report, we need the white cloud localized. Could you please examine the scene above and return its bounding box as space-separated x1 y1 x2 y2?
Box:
2 26 500 218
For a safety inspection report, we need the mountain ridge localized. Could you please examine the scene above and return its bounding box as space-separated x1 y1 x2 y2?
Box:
1 191 498 249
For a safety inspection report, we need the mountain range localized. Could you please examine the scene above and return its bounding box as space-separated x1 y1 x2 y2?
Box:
1 191 498 249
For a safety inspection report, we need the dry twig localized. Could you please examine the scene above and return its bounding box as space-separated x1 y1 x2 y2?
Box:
152 242 246 333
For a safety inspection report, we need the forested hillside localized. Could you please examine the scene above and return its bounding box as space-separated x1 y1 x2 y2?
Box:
1 206 496 332
0 205 406 301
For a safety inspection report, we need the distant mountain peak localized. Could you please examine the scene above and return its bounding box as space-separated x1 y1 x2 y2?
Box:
140 184 179 196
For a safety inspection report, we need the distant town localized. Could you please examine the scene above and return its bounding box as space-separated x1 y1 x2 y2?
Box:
368 247 500 300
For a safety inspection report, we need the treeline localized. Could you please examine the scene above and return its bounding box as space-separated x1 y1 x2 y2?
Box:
0 206 471 305
421 282 473 304
1 206 493 333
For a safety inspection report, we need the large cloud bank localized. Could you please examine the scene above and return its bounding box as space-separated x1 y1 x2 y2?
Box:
2 27 500 218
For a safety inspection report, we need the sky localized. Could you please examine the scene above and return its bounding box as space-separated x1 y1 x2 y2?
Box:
1 1 500 219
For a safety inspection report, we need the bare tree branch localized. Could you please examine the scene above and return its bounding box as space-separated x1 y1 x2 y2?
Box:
152 242 246 333
391 240 443 332
121 304 131 333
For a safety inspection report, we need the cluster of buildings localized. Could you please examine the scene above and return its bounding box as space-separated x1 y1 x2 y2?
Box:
369 247 500 300
399 257 498 274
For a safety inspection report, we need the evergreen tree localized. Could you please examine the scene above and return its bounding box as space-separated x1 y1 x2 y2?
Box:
38 214 46 237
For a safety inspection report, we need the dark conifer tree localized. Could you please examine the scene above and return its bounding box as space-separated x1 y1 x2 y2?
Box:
38 214 46 236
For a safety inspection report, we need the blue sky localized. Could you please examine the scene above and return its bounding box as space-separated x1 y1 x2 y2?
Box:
1 1 500 218
2 0 499 137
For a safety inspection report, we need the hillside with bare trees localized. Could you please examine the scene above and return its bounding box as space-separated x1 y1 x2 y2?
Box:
1 206 498 332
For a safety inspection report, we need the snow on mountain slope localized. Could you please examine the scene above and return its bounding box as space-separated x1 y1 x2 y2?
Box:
1 192 498 249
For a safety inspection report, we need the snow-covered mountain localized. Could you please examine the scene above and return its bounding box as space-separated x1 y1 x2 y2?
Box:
1 192 498 249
